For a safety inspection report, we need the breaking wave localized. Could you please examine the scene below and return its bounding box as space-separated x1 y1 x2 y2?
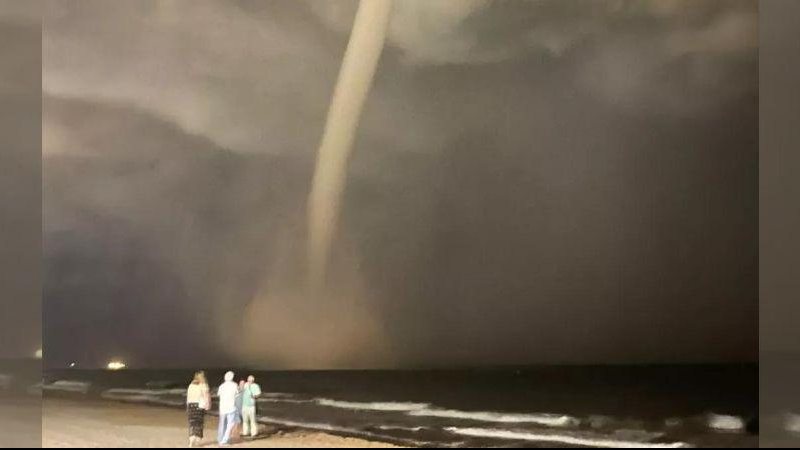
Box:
316 398 429 412
445 427 690 448
410 408 579 427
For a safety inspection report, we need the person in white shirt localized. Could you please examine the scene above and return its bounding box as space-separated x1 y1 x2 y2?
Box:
185 371 211 447
217 371 239 445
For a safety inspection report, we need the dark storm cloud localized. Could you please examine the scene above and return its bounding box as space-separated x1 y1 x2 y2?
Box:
43 0 757 155
760 0 800 355
44 95 314 367
42 0 757 368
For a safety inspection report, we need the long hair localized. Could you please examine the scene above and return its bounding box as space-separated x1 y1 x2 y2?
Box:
193 371 208 386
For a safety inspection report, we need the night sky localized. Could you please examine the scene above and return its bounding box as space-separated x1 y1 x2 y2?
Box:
39 0 757 369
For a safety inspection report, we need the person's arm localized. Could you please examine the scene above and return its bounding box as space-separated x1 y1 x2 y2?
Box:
252 384 261 398
204 386 212 410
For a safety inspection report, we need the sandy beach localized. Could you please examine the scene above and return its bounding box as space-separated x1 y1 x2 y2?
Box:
43 399 400 448
0 396 42 448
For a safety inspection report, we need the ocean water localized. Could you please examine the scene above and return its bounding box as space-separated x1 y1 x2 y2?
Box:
760 353 800 446
40 365 757 448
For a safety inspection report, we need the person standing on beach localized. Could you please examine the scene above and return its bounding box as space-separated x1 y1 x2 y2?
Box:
217 371 239 446
185 371 211 448
241 375 262 438
229 380 246 442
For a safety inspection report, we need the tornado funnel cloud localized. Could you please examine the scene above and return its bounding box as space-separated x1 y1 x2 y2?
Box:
307 0 393 291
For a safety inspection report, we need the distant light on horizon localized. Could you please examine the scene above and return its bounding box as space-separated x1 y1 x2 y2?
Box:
69 362 77 368
106 360 127 371
35 349 42 359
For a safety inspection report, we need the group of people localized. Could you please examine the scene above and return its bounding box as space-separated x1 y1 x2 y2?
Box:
185 370 262 447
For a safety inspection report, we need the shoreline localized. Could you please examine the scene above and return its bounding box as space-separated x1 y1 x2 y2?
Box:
43 398 402 448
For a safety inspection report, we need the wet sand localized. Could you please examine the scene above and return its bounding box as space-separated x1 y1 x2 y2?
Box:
43 398 400 448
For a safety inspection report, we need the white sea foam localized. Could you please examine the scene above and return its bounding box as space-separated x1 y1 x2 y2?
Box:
706 413 745 432
410 408 579 427
259 398 313 404
316 398 579 428
145 380 183 389
42 380 91 394
102 393 154 402
377 425 427 432
784 413 800 433
0 374 12 390
257 416 430 447
445 427 690 448
103 388 186 396
262 392 296 398
164 388 188 396
316 398 429 412
258 415 358 433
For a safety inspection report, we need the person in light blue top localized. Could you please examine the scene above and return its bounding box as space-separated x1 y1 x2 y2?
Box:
222 379 245 442
241 375 262 438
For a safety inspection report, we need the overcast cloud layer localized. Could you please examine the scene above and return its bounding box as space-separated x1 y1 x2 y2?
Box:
1 0 42 359
42 0 757 368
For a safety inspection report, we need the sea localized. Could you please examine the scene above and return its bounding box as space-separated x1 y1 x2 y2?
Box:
35 365 758 448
